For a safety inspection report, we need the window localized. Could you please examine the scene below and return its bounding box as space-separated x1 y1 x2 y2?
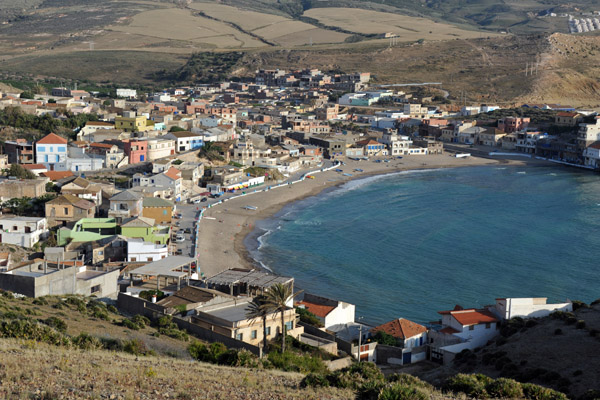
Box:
251 330 257 339
131 257 137 261
38 146 46 152
98 251 104 256
285 321 293 332
235 333 243 341
91 285 101 294
57 147 66 152
64 208 69 215
485 323 491 329
468 325 474 331
147 257 153 262
265 326 271 336
12 226 17 231
163 210 167 215
119 204 128 210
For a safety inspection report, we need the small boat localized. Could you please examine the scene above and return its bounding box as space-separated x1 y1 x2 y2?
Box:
335 169 343 172
306 175 315 179
243 205 258 210
354 169 364 172
343 173 353 177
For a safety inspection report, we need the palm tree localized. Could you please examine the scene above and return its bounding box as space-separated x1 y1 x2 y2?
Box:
264 283 302 353
245 294 269 355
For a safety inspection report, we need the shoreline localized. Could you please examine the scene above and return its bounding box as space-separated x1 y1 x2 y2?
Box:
197 153 549 278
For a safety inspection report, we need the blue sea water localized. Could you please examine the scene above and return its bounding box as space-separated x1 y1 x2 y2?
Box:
247 165 600 326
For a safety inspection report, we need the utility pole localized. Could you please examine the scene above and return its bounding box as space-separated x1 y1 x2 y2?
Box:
525 62 528 77
357 323 363 362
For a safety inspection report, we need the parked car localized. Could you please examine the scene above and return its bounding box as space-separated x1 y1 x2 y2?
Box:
176 235 185 242
175 248 183 255
201 197 208 202
184 228 192 234
175 221 181 227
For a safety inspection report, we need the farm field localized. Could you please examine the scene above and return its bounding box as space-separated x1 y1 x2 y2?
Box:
189 2 290 31
303 8 489 41
108 8 264 48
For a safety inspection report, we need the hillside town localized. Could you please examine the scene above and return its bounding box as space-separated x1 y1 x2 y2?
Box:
0 67 591 371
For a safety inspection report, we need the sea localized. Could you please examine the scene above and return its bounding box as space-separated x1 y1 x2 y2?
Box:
245 165 600 326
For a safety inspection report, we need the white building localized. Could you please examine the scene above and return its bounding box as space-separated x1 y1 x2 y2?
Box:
583 142 600 168
297 293 355 330
578 117 600 148
380 132 413 155
116 88 137 99
35 133 68 171
127 238 168 262
491 298 572 320
145 138 175 161
371 318 428 365
430 306 500 365
0 216 48 248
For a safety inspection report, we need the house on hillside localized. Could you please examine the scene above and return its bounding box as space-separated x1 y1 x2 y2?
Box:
429 306 500 365
108 190 143 223
120 216 170 245
490 298 572 320
296 293 355 329
60 177 103 206
0 216 48 248
126 238 168 262
45 194 96 227
36 133 68 171
142 197 175 225
371 318 428 365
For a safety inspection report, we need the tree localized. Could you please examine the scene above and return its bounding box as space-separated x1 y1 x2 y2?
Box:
169 126 186 132
6 164 36 179
264 283 302 353
245 295 270 355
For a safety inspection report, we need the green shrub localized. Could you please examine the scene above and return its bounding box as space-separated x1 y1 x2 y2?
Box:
522 383 568 400
575 320 586 329
565 317 577 325
554 328 562 335
0 319 68 346
72 333 102 350
123 338 151 356
139 290 165 302
485 377 523 398
121 318 140 330
43 316 67 334
188 341 257 367
379 384 428 400
295 307 324 327
132 315 150 328
107 305 118 314
267 350 328 374
571 300 588 311
387 374 433 390
444 374 490 398
301 373 330 388
32 297 49 306
372 330 398 346
99 337 123 351
327 362 384 390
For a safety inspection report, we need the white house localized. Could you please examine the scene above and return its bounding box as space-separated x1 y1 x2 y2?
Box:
36 133 68 171
116 88 137 99
583 141 600 168
127 238 168 262
371 318 428 365
380 132 413 155
145 138 175 161
491 298 572 320
296 293 355 329
429 306 500 365
0 216 48 248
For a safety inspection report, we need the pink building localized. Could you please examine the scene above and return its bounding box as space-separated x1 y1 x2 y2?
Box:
123 140 147 164
498 117 530 134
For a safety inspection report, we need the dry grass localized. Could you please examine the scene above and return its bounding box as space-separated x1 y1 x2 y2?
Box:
304 8 490 41
108 8 264 48
189 2 290 31
273 28 349 46
0 339 354 399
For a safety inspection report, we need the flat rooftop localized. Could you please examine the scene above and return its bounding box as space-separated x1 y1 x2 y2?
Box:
129 256 195 279
206 269 292 289
201 302 251 323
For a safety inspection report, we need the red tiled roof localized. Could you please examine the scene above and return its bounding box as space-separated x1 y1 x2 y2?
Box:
296 301 335 318
371 318 427 339
37 133 67 145
23 164 47 170
439 308 498 326
42 171 75 181
163 167 181 180
556 112 579 118
588 141 600 150
90 143 114 149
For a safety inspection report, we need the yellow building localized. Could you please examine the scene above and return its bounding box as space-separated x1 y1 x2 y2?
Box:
115 116 153 132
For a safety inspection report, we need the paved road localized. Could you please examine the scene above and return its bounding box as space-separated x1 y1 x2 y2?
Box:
172 203 199 258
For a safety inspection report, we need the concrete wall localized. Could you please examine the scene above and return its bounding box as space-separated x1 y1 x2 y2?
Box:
493 298 572 320
0 273 35 297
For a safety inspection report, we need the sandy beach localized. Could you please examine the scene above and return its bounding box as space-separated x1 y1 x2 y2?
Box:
196 152 540 278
